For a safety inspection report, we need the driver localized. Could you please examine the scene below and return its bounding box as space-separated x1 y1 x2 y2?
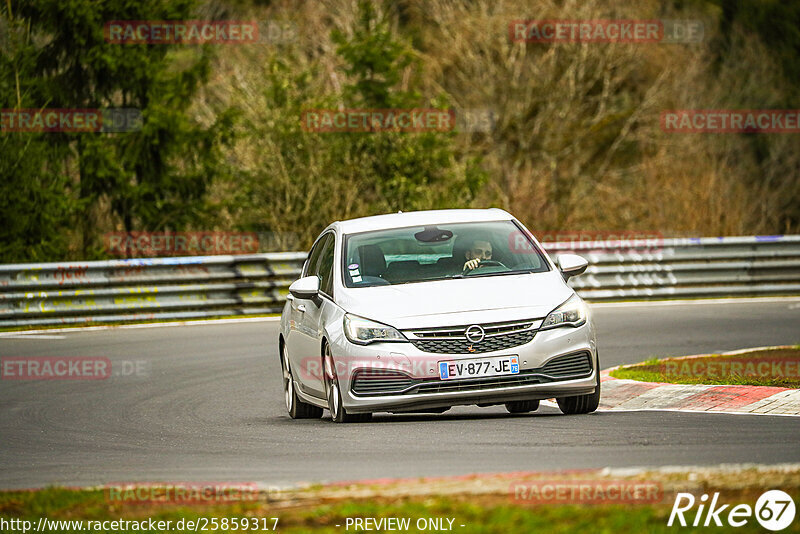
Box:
463 239 493 272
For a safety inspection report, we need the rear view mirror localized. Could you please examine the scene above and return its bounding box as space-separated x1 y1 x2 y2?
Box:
414 226 453 243
557 254 588 280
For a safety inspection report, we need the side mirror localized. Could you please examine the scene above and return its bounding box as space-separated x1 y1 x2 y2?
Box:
289 276 320 299
557 254 588 280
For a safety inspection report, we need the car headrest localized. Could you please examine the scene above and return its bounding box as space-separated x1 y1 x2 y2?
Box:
358 244 386 276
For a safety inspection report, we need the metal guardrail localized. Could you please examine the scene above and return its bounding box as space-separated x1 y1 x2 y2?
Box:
552 235 800 300
0 236 798 328
0 254 306 328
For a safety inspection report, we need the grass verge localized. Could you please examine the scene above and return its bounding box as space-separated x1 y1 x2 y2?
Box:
1 488 798 533
2 467 799 533
610 346 800 388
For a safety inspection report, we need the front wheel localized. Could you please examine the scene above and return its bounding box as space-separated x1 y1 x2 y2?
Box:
323 345 371 423
282 344 322 419
556 356 601 415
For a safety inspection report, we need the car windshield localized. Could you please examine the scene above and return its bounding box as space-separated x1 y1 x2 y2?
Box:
342 220 550 287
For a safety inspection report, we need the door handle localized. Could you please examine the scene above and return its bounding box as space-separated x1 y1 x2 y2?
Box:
297 304 306 313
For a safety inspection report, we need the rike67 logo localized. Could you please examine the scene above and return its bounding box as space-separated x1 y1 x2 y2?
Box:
668 490 796 531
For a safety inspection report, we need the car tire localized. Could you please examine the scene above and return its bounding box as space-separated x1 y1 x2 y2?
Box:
323 345 371 423
282 344 323 419
556 356 601 415
505 400 540 413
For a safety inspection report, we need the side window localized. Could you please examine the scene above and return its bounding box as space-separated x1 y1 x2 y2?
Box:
318 235 336 297
304 233 330 278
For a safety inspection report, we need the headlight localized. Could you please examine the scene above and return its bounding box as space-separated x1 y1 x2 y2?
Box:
541 295 587 329
343 314 407 345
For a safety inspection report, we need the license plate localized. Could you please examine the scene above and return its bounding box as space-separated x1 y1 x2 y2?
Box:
438 355 519 380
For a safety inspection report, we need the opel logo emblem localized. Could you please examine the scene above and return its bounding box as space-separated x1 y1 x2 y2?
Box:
465 325 485 343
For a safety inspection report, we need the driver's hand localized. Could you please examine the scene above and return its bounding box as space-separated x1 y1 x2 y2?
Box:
463 259 481 271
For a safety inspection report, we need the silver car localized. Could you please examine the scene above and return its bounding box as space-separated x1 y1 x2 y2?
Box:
279 209 599 422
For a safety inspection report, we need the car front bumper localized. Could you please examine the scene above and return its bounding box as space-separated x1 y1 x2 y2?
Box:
333 321 598 414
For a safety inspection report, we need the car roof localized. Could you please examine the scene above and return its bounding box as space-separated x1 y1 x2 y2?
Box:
330 208 514 235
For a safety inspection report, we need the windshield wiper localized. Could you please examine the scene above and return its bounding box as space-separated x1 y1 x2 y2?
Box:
475 269 538 278
450 269 535 280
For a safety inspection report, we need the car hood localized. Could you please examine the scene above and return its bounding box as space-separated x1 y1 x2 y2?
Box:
336 270 573 330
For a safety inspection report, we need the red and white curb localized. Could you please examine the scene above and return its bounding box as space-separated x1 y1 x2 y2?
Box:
596 347 800 416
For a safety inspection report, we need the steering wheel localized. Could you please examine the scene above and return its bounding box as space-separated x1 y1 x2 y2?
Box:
462 260 508 274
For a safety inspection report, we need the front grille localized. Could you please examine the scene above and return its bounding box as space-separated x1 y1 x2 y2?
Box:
349 351 593 397
351 369 418 396
414 351 593 395
415 371 542 394
406 319 539 354
410 330 536 354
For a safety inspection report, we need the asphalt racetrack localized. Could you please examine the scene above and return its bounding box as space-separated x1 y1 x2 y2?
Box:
1 298 799 489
